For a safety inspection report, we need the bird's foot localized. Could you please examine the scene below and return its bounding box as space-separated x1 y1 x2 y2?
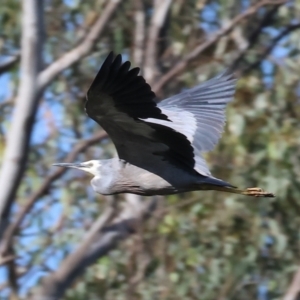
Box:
244 187 274 198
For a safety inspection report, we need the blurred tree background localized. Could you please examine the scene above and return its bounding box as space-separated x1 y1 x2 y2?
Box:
0 0 300 299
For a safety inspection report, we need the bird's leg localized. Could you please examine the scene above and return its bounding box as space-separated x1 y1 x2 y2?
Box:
204 185 275 198
241 187 274 198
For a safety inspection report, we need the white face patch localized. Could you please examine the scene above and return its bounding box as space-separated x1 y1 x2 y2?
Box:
80 160 102 176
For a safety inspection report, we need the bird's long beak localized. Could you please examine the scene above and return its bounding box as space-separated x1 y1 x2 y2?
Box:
52 163 84 169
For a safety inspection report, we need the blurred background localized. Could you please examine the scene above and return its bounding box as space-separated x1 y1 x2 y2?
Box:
0 0 300 299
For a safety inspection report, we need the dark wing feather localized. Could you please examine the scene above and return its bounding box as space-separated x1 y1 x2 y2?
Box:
85 52 196 174
87 52 167 120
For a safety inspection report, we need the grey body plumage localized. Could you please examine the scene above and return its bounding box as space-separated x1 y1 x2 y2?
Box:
90 159 227 196
53 53 274 198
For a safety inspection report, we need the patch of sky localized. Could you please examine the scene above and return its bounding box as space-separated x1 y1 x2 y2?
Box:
63 0 80 9
199 2 219 33
30 89 65 145
63 12 76 32
45 201 64 230
33 89 82 154
121 51 130 62
272 46 290 58
44 250 64 272
201 2 218 22
15 198 65 294
241 0 251 10
259 27 292 88
30 103 50 145
257 282 269 300
44 40 55 64
261 60 274 88
47 98 65 130
0 73 12 100
75 12 84 25
0 266 8 292
57 133 79 154
264 26 293 57
0 288 9 298
19 266 44 296
19 198 61 246
263 27 280 38
17 241 72 296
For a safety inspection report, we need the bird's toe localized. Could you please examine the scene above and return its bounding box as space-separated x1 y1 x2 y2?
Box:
245 187 275 198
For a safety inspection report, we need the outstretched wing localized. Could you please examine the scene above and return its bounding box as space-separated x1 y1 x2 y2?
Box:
85 52 236 180
145 71 237 176
85 52 196 175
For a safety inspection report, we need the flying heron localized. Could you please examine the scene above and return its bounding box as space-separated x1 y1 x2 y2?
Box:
53 52 274 198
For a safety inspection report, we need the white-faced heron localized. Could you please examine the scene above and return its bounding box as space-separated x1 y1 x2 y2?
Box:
53 52 274 198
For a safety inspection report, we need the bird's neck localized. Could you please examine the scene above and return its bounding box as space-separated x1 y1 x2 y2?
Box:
89 159 128 195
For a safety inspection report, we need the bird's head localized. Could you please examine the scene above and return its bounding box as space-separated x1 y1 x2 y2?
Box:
53 160 102 176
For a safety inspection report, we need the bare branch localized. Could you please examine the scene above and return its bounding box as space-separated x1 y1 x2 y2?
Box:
144 0 172 85
37 0 121 93
243 23 300 74
32 195 156 299
0 2 120 242
133 0 145 66
0 131 107 257
283 267 300 300
0 0 44 240
230 5 281 71
127 227 151 297
0 254 16 266
152 0 288 93
0 54 20 76
0 98 14 110
34 198 118 300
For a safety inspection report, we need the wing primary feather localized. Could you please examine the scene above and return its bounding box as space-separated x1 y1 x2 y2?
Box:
88 52 114 93
102 54 123 92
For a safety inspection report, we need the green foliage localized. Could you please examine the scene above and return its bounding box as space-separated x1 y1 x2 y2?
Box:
1 0 300 299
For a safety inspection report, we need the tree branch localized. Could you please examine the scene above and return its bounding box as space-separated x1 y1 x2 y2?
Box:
133 0 145 67
283 267 300 300
243 23 300 74
33 196 156 300
152 0 288 93
0 1 44 296
230 5 281 71
34 197 118 300
0 54 20 76
31 195 156 299
0 0 44 240
37 0 121 93
144 0 172 85
0 0 120 241
0 254 16 266
0 131 107 257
